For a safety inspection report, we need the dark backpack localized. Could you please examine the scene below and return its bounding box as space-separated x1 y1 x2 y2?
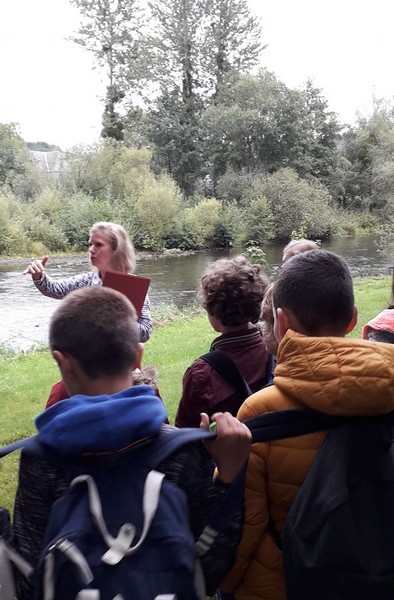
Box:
245 409 394 600
1 425 232 600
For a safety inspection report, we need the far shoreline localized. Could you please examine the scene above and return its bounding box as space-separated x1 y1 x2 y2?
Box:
0 248 199 269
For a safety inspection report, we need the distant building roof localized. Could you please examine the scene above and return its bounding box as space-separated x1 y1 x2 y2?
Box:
29 150 68 173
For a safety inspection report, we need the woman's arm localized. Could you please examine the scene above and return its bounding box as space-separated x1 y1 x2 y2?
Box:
33 272 97 299
137 294 152 342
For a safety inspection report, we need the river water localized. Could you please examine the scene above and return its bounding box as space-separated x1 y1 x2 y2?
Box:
0 235 391 351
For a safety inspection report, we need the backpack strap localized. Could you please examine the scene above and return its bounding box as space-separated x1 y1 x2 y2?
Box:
0 435 41 458
200 350 252 398
140 423 215 469
245 409 349 443
245 409 394 444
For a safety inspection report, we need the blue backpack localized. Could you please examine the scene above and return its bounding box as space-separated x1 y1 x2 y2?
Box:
1 425 231 600
246 409 394 600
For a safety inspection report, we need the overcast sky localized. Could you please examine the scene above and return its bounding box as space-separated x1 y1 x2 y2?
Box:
1 0 393 149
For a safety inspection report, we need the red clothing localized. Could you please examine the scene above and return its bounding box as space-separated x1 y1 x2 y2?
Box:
46 380 68 408
175 327 269 428
46 380 165 411
362 308 394 342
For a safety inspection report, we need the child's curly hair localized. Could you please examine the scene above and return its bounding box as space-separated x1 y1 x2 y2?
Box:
198 256 269 326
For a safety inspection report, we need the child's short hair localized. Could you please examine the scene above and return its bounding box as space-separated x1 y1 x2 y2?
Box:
282 239 319 263
49 287 139 378
90 222 136 273
199 256 269 326
273 250 354 335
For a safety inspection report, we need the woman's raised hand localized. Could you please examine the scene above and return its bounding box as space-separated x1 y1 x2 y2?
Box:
23 256 48 280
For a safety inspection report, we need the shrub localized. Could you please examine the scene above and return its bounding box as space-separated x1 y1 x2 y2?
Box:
242 196 275 244
259 168 335 240
211 204 242 248
59 193 113 249
182 198 221 248
131 175 182 251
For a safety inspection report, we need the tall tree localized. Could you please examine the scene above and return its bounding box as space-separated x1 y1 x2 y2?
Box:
149 90 203 196
205 0 264 95
147 0 206 101
70 0 144 140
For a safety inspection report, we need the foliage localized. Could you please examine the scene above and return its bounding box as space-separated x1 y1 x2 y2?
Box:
148 92 203 197
130 175 182 251
211 203 241 248
182 198 221 248
69 0 145 140
0 123 40 199
62 141 153 201
376 216 394 261
60 193 113 249
258 168 335 241
242 196 275 244
242 241 268 267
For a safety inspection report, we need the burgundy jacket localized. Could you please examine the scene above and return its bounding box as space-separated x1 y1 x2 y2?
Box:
175 327 269 428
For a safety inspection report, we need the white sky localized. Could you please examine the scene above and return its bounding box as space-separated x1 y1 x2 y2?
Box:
1 0 393 149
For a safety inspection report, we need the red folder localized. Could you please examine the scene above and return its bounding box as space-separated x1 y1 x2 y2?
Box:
102 269 151 316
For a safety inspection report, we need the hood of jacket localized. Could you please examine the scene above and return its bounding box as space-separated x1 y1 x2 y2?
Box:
362 309 394 338
35 384 167 455
274 329 394 416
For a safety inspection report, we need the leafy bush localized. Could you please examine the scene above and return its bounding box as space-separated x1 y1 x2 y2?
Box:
211 204 242 247
60 193 113 249
242 196 275 244
131 175 182 251
258 168 335 240
182 198 221 248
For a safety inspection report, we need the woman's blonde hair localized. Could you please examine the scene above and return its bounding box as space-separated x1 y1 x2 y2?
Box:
90 222 136 273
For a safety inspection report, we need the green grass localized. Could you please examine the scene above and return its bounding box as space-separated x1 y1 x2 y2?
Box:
0 275 391 512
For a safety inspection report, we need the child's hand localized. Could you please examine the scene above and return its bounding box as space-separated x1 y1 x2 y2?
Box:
200 412 251 484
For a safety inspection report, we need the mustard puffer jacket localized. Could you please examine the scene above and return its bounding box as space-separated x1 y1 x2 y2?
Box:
221 330 394 600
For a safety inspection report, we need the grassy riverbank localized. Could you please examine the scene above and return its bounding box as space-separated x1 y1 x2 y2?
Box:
0 275 391 512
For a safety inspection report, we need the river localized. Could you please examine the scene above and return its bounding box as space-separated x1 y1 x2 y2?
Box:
0 235 391 351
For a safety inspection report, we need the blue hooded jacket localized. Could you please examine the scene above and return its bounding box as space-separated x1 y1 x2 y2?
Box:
35 385 167 455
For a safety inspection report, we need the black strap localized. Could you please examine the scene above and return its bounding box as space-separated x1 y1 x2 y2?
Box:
244 409 394 444
200 350 252 399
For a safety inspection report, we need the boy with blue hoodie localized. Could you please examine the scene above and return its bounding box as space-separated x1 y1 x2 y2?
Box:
10 286 251 600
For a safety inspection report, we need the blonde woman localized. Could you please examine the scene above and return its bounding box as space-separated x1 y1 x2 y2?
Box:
24 221 151 342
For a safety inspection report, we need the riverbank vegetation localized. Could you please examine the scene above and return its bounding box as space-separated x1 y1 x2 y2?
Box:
0 275 391 512
1 1 394 257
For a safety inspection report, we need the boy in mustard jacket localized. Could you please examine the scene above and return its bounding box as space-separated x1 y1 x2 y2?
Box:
221 249 394 600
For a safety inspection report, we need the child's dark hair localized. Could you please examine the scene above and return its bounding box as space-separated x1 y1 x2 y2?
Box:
199 256 269 326
273 250 354 335
49 287 139 378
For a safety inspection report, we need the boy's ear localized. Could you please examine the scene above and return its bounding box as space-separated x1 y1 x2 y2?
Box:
52 350 75 381
275 307 291 342
345 306 358 334
132 343 144 370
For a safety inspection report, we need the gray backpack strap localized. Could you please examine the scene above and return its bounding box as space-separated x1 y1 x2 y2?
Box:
0 539 33 600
